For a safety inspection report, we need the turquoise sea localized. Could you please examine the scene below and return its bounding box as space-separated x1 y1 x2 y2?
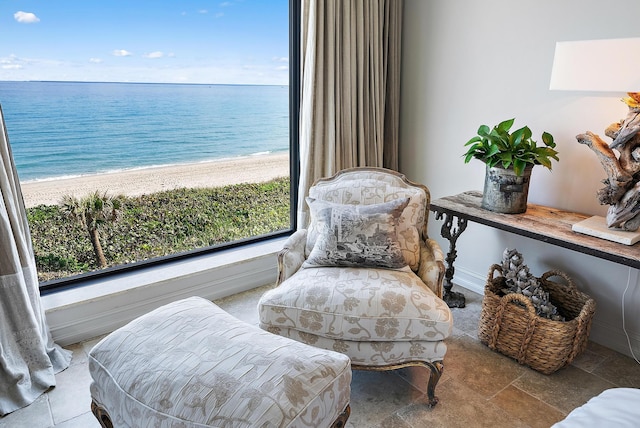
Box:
0 81 289 182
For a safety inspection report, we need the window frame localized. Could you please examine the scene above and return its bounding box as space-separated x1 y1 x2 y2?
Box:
39 0 301 295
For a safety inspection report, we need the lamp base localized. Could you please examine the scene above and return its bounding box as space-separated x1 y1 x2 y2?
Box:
572 215 640 245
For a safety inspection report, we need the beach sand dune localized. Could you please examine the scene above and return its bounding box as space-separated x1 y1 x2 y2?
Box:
20 153 289 208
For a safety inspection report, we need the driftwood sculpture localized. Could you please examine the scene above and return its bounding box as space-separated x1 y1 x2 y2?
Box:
576 94 640 231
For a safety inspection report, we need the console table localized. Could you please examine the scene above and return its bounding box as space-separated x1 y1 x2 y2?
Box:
430 191 640 308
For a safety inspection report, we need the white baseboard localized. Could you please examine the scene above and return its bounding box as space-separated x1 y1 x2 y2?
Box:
43 238 284 346
452 265 485 295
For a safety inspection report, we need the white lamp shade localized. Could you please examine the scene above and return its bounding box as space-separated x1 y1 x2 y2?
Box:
550 38 640 92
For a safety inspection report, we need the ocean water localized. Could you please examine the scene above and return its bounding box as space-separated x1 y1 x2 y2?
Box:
0 81 289 182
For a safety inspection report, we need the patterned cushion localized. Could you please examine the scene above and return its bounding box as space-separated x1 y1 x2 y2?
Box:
263 328 449 366
258 267 452 343
89 297 351 428
306 177 426 271
303 197 409 269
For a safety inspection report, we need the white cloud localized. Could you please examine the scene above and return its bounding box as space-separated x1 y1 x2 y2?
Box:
112 49 133 57
275 65 288 71
215 12 224 18
198 9 208 14
144 51 164 59
272 57 288 63
1 54 24 70
89 58 103 64
14 11 40 24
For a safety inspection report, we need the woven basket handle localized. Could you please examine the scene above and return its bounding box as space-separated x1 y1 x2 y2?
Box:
541 270 595 363
489 292 538 364
540 270 576 292
486 264 503 281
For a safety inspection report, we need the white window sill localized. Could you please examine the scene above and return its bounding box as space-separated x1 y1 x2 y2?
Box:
43 236 286 345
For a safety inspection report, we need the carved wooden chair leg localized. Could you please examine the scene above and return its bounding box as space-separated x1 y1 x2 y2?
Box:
330 405 351 428
424 360 444 407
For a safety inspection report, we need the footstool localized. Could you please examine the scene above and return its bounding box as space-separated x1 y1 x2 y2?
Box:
88 297 352 428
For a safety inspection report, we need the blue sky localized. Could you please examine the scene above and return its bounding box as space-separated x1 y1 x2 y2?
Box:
0 1 289 84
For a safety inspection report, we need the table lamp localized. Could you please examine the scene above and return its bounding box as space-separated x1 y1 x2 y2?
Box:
550 37 640 245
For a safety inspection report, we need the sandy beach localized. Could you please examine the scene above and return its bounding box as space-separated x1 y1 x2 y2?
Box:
20 152 289 208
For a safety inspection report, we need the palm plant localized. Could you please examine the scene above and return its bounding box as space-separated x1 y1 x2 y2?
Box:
60 191 124 268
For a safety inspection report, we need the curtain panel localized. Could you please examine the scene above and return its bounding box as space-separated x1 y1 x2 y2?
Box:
298 0 403 227
0 105 71 416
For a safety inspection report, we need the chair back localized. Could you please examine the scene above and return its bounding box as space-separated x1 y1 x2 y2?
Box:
306 167 430 271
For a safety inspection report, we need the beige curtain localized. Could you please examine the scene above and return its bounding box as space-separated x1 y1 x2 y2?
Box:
297 0 403 227
0 105 71 416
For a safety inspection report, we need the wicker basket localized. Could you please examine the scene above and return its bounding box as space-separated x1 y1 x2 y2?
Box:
478 264 596 374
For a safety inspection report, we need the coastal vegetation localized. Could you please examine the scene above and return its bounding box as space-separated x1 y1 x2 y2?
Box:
27 177 290 282
60 191 125 268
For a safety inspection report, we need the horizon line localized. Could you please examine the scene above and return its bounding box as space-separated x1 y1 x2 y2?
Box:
0 80 289 87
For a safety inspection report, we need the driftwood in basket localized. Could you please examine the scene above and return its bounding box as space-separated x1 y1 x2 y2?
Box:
577 103 640 231
499 248 564 321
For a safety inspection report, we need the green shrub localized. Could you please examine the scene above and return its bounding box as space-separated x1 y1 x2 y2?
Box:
27 177 290 282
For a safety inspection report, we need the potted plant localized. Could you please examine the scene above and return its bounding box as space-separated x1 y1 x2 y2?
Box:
463 118 559 213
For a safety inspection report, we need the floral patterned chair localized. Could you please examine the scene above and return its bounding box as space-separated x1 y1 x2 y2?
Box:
258 167 453 406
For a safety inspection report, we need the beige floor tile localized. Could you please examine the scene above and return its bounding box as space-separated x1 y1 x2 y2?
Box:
513 364 616 414
63 342 88 367
47 362 94 425
591 350 640 388
490 385 566 428
214 283 275 325
375 413 414 428
53 411 101 428
395 365 451 396
443 334 527 398
395 377 529 428
570 343 611 373
346 370 425 427
0 394 53 428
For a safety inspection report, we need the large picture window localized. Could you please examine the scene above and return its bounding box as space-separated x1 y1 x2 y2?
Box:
0 1 299 292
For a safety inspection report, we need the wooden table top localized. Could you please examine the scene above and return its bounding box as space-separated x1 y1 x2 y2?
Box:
430 191 639 269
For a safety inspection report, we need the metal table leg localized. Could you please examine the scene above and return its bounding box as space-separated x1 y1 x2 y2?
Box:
435 211 467 308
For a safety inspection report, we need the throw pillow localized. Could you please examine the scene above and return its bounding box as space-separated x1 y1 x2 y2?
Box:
303 197 410 269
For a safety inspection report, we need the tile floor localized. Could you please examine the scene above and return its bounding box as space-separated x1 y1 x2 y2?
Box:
1 285 639 428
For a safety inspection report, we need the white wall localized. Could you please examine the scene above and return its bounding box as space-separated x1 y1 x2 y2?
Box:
44 238 282 346
400 0 640 358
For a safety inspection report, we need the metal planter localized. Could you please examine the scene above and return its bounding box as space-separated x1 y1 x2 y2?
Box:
481 165 532 214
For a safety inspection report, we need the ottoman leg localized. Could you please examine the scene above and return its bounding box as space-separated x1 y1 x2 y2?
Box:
91 400 114 428
331 404 351 428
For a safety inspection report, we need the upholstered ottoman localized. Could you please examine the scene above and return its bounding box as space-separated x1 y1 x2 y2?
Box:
88 297 351 428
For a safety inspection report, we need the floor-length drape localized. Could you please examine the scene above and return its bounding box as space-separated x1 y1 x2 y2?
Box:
0 104 71 416
297 0 403 227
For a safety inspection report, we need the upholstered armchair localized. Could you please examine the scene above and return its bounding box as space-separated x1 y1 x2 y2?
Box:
258 167 453 406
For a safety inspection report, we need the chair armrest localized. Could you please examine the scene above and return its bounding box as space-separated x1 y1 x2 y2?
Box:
276 229 308 285
416 238 446 298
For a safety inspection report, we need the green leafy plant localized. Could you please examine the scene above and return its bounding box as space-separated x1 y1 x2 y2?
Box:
28 177 290 282
463 118 559 176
